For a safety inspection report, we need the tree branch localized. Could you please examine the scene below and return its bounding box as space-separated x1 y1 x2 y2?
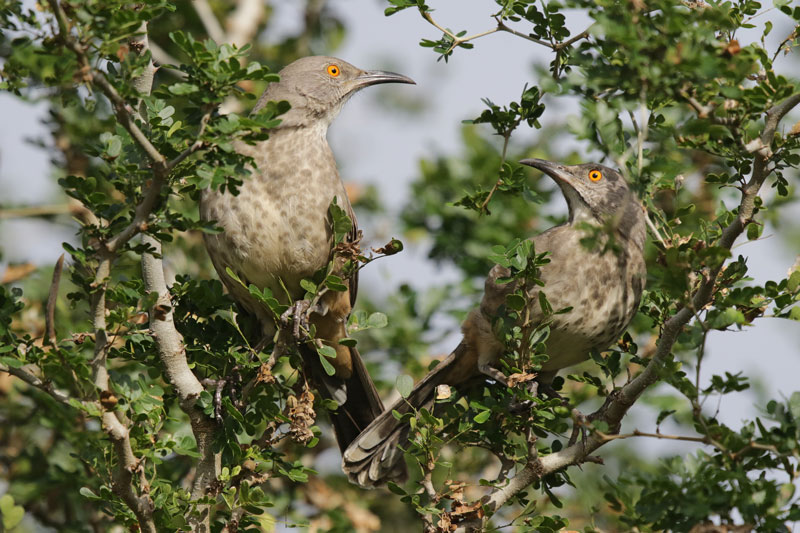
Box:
167 109 213 170
47 0 171 258
596 429 710 444
0 362 74 406
142 235 219 532
418 8 591 55
193 0 226 43
484 91 800 513
124 22 220 532
225 0 265 46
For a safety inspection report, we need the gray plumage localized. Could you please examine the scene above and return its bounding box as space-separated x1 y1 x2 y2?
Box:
342 159 647 488
200 56 414 452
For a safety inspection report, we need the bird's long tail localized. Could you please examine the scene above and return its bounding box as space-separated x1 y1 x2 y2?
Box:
342 342 471 488
304 344 385 454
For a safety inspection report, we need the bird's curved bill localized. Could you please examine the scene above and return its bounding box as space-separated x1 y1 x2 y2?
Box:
520 158 572 185
354 70 416 88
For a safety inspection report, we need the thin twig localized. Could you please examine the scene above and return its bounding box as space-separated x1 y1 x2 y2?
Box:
596 429 710 444
495 19 550 47
645 211 667 246
479 125 518 215
167 108 213 170
0 363 75 406
420 9 591 57
0 204 73 219
421 10 499 55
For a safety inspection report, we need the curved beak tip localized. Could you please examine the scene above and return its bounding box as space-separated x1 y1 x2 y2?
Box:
357 70 416 87
519 158 571 184
519 158 553 170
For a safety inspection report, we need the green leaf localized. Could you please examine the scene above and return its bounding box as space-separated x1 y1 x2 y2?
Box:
746 222 762 241
328 198 352 244
367 312 388 329
300 279 317 294
396 374 413 398
338 337 357 347
473 410 491 424
0 494 24 529
318 354 335 376
318 345 337 376
318 345 336 359
787 270 800 293
324 274 348 292
168 82 199 95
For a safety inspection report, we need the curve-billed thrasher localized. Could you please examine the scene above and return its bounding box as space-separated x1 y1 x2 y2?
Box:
200 56 414 451
342 158 647 487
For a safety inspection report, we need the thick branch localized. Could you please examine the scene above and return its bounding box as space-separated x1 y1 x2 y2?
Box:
125 22 220 531
193 0 226 43
45 4 166 530
485 91 800 512
141 235 219 532
225 0 265 46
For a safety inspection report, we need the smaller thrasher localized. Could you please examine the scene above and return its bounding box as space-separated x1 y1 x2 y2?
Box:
342 158 648 488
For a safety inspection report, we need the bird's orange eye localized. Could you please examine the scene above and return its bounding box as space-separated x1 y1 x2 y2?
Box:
589 169 603 182
327 64 340 77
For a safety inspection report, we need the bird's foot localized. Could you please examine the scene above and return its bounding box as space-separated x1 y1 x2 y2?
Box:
201 366 244 424
201 377 227 424
537 384 590 446
508 381 539 414
281 300 312 341
568 409 590 447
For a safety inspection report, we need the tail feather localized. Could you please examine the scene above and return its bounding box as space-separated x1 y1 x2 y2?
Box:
304 345 385 453
342 342 470 488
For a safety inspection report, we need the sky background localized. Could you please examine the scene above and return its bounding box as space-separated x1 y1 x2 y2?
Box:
1 0 799 464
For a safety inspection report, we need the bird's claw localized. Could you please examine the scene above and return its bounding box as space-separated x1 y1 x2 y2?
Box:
568 409 590 447
202 367 244 425
281 300 312 341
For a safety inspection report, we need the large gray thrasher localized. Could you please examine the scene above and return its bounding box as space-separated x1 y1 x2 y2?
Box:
200 56 414 452
342 158 648 487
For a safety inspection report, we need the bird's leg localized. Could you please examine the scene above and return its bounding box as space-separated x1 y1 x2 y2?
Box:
477 362 508 386
213 377 226 424
200 377 225 424
252 335 270 355
229 365 243 410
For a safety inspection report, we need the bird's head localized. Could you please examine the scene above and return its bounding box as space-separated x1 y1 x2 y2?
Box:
520 159 636 222
520 158 646 246
254 56 415 128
